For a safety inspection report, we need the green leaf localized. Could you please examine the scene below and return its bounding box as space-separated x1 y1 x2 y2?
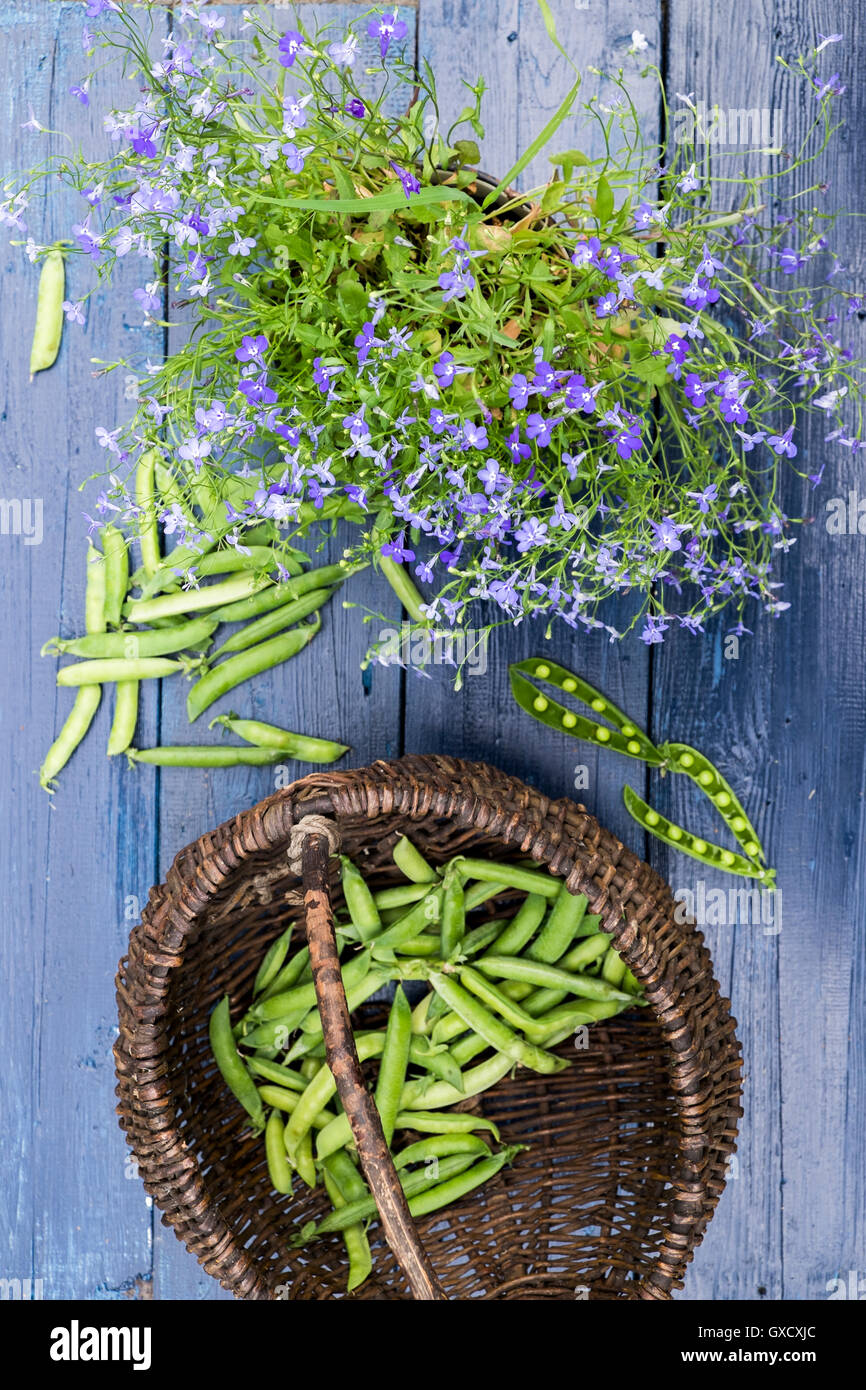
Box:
550 148 590 181
627 342 670 386
335 272 369 326
594 173 614 227
482 77 581 210
329 160 356 203
453 139 481 167
252 185 474 215
540 180 567 213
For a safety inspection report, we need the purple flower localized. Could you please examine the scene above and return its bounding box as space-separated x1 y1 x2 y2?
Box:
525 413 561 448
368 12 408 58
778 247 804 275
433 352 457 387
69 83 89 106
684 373 709 407
677 163 700 193
354 322 378 363
429 407 456 435
610 427 642 460
381 532 415 562
686 483 718 513
283 142 305 173
278 30 305 67
235 334 268 363
515 518 549 552
633 202 656 230
438 264 474 302
509 373 533 409
506 426 531 464
346 98 366 120
639 615 669 644
390 162 420 200
766 426 797 458
564 374 596 414
462 420 488 451
665 333 689 365
649 517 688 552
478 459 507 494
596 290 620 318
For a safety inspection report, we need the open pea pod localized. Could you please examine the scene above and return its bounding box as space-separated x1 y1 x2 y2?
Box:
623 785 775 884
510 665 665 766
658 741 767 866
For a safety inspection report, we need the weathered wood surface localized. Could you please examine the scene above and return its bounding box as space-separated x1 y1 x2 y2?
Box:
0 0 862 1301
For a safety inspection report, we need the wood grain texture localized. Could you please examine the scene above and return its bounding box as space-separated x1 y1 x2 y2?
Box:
657 0 866 1300
1 0 862 1303
0 0 160 1300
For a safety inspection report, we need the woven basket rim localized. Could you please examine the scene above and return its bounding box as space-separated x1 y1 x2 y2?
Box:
114 753 743 1300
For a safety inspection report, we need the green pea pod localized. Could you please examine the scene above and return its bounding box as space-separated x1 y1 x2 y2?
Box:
526 884 587 962
208 587 337 658
253 925 294 996
265 1108 293 1194
512 659 658 750
46 615 218 660
440 866 466 959
30 249 65 378
394 1134 490 1169
249 947 372 1022
487 893 547 956
394 1110 501 1141
247 1056 308 1091
429 970 567 1075
392 835 438 883
186 618 321 722
340 855 382 942
374 986 412 1146
659 740 767 865
622 784 773 882
100 525 129 629
208 996 265 1131
510 666 665 765
371 887 443 958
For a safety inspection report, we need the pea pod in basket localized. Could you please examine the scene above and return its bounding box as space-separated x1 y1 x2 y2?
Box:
509 661 664 765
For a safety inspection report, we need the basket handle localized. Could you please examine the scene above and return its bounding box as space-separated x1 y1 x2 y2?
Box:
295 820 447 1301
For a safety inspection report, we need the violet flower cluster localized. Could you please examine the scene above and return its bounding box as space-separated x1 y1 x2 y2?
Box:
4 3 862 651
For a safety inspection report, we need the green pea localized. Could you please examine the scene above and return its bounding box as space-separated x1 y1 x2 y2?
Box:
621 723 637 737
534 662 551 678
716 792 732 808
591 697 606 713
533 695 549 712
595 727 611 743
679 752 694 768
562 711 577 729
744 840 760 856
692 838 708 854
721 850 735 867
731 816 746 832
562 677 577 692
698 770 714 787
627 740 641 754
668 825 683 841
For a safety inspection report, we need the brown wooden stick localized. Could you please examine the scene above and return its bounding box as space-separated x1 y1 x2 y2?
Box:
301 832 447 1301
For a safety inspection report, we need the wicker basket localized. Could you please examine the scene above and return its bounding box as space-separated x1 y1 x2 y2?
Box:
114 754 742 1300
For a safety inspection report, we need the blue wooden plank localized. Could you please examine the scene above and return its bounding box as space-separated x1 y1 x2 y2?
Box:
0 0 163 1299
657 0 866 1300
150 2 414 1299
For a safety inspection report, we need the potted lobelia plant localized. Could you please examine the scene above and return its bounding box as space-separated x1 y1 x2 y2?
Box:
6 2 862 782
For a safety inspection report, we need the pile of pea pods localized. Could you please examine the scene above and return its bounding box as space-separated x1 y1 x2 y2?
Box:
210 836 643 1292
39 450 358 790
